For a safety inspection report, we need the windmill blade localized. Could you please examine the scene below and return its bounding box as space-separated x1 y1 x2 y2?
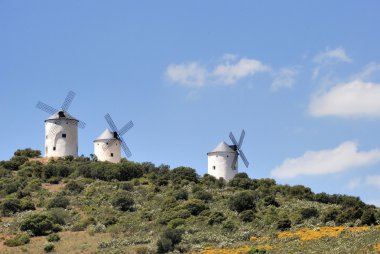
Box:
61 91 76 111
65 112 87 129
239 149 249 168
104 113 118 133
118 121 134 136
77 120 86 129
231 154 238 170
229 132 238 147
48 120 63 137
238 129 245 149
119 136 132 158
36 101 58 115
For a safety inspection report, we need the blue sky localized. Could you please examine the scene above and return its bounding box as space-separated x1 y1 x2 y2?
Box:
1 1 380 206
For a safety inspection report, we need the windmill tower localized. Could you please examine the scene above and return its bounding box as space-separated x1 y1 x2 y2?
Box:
93 113 134 163
207 130 250 181
36 91 86 158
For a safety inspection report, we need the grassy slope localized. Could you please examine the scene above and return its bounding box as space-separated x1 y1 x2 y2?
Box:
0 158 380 253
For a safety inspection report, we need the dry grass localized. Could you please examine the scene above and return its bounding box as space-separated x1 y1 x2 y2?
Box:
42 183 66 193
1 231 112 254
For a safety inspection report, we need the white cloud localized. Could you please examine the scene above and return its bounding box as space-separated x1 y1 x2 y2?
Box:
309 80 380 117
212 58 270 85
347 175 380 190
272 67 299 91
271 141 380 179
165 62 207 87
313 47 352 64
353 62 380 81
165 55 269 87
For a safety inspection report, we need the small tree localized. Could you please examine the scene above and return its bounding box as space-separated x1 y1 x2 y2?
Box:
156 228 183 253
300 207 319 220
277 219 292 231
361 209 377 226
20 213 58 236
111 190 135 211
47 196 70 209
229 190 258 213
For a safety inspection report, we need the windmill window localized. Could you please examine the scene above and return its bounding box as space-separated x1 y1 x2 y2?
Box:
213 166 216 170
227 155 229 157
46 135 48 139
53 147 56 151
62 133 66 138
111 153 114 157
106 142 109 145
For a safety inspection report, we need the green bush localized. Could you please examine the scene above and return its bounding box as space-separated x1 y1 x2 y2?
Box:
181 199 207 216
20 213 58 236
47 233 60 242
263 195 280 207
239 210 255 222
156 228 183 253
44 243 55 252
322 208 340 223
277 219 292 231
47 195 70 209
119 182 133 191
222 220 237 232
193 190 213 202
300 207 319 220
208 211 226 225
111 190 135 211
47 208 71 225
0 198 21 216
65 180 84 194
361 209 377 225
229 190 258 213
171 167 198 184
14 148 41 158
172 189 188 201
4 234 30 247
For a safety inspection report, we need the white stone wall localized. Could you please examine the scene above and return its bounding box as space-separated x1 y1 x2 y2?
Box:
94 139 121 163
45 119 78 157
207 151 238 181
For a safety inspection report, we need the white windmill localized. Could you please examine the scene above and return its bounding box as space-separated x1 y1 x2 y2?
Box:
93 113 134 163
207 130 250 181
36 91 86 158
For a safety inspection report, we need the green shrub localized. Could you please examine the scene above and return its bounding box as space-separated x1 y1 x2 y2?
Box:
20 213 57 236
14 148 41 158
0 198 21 216
361 209 377 225
239 210 255 222
300 207 319 219
172 189 188 201
322 208 340 223
47 208 71 225
47 233 60 242
119 182 133 191
181 199 207 216
208 211 226 225
44 243 55 252
193 190 213 202
156 228 183 253
263 195 279 207
65 180 84 194
222 220 237 232
171 167 198 184
111 190 135 211
168 218 186 228
229 190 258 213
247 248 267 254
47 195 70 209
277 219 292 231
4 234 30 247
20 198 36 211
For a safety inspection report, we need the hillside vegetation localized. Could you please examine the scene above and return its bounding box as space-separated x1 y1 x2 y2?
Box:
0 149 379 253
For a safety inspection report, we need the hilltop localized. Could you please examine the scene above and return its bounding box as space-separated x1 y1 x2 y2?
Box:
0 149 379 254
